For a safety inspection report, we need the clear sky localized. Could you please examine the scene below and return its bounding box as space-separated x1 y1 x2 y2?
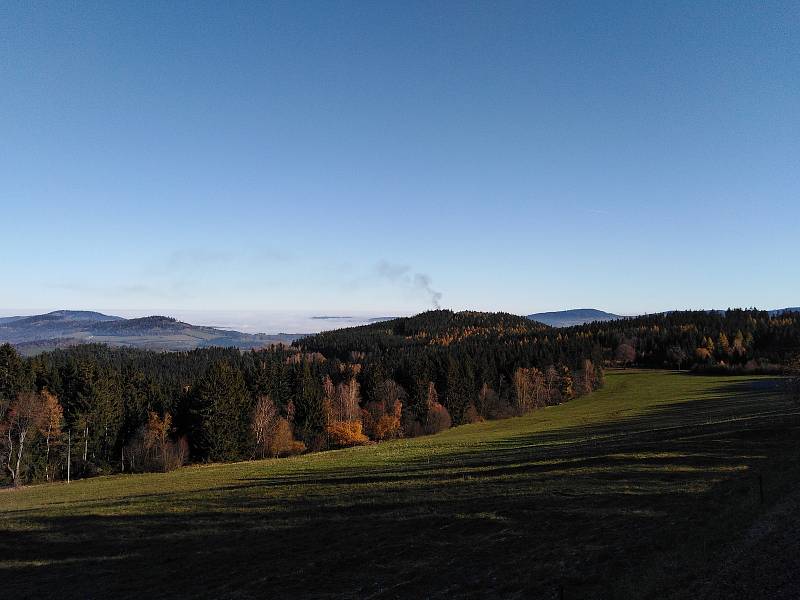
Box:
2 1 798 316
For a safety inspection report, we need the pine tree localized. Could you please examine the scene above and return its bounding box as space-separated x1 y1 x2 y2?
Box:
197 361 253 462
294 361 325 448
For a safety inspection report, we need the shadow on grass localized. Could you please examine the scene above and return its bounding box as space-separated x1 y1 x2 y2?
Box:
2 378 799 600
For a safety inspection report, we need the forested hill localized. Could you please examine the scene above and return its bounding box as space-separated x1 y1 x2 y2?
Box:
297 310 551 354
298 308 800 373
562 309 800 371
295 309 604 402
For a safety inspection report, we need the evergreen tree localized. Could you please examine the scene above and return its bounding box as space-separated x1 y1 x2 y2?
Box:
294 361 325 448
197 361 253 462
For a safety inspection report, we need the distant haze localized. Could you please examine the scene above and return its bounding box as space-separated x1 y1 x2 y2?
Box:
0 309 405 335
527 309 623 328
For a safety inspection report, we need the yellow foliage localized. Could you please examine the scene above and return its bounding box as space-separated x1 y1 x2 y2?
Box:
326 420 369 447
374 414 401 440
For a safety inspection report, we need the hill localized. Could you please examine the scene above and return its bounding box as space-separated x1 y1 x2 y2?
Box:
770 307 800 316
0 310 123 340
3 371 799 598
526 308 623 327
0 310 301 354
294 310 586 430
526 307 800 328
564 308 800 371
299 309 548 353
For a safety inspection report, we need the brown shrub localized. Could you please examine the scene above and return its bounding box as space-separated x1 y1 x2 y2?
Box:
164 436 189 471
362 393 404 441
486 399 516 420
374 414 402 440
461 403 484 424
267 418 305 457
422 381 451 435
406 420 425 438
695 347 712 362
424 402 452 435
125 412 187 473
360 404 379 438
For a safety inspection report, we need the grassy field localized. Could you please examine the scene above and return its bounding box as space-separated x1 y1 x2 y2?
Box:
2 371 799 599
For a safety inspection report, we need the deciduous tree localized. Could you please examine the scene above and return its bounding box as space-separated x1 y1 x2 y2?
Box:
4 392 46 485
40 389 63 482
251 395 280 459
424 382 451 434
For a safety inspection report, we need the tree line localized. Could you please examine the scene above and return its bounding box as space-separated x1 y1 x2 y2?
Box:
1 311 602 485
3 308 799 486
566 309 800 372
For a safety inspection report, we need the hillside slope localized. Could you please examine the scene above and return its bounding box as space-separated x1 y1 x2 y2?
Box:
3 371 799 599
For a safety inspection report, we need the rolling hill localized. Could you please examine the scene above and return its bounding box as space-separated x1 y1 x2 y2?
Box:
0 310 301 355
297 309 550 355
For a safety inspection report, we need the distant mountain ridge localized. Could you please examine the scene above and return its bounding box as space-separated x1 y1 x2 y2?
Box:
526 309 623 327
0 310 122 326
526 307 800 328
0 310 302 355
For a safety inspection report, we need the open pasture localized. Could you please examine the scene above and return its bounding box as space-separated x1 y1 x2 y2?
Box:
2 371 799 599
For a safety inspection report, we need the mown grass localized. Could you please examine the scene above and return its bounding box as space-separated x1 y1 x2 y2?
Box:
2 371 799 599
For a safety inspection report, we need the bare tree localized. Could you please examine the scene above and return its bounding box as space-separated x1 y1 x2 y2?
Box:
125 412 187 472
615 342 636 366
514 367 546 413
667 346 688 370
335 378 361 422
578 359 597 395
251 395 280 459
513 368 533 412
4 392 45 485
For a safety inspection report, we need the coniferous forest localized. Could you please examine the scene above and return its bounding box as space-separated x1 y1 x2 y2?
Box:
2 309 798 486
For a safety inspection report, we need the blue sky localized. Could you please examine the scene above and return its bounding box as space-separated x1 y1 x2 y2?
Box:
2 1 798 316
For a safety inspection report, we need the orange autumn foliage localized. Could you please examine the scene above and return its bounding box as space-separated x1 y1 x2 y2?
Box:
374 413 402 440
326 420 369 447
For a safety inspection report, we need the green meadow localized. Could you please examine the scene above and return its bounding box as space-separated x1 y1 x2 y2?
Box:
2 371 799 599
